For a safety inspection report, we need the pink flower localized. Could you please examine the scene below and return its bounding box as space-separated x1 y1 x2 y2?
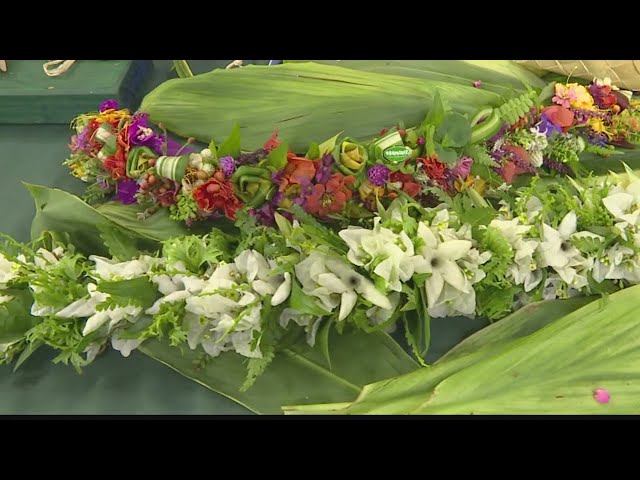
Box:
552 84 577 109
593 388 610 404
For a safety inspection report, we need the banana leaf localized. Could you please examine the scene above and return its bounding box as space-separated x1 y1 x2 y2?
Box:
140 62 504 152
283 295 607 414
139 327 417 415
284 60 547 95
26 184 189 256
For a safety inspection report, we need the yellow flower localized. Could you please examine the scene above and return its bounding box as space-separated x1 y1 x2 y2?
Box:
568 83 595 110
455 176 486 195
588 118 614 138
358 180 384 201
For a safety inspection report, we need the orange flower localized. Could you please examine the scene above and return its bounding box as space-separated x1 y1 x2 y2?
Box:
279 152 317 193
542 105 574 130
192 172 242 220
305 174 355 217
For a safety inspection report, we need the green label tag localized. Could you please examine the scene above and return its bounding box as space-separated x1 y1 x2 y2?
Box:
383 145 412 163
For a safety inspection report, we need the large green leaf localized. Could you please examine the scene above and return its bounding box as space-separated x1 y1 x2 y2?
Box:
0 289 38 344
140 62 503 152
138 327 418 415
283 296 597 414
284 60 546 95
26 184 189 256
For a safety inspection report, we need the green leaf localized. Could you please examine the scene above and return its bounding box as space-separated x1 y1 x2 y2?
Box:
289 280 330 316
434 145 458 165
13 340 42 372
305 142 320 160
436 112 471 148
98 224 139 261
285 296 596 414
207 140 218 161
315 318 333 370
97 277 161 310
217 122 241 158
423 90 446 128
139 325 418 415
96 203 190 242
0 290 39 344
262 142 289 170
318 132 343 157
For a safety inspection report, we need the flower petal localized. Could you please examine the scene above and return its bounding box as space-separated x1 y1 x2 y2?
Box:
271 272 292 306
438 240 472 261
339 290 358 321
558 211 577 239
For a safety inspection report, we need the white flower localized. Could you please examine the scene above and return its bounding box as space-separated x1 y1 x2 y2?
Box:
145 290 192 315
279 308 323 347
89 255 155 281
295 252 390 320
538 212 580 269
234 250 292 306
489 218 542 292
83 304 142 336
111 334 143 358
592 244 639 283
0 253 19 287
189 153 204 168
56 283 109 318
33 248 61 269
200 148 213 159
413 222 472 309
428 283 476 318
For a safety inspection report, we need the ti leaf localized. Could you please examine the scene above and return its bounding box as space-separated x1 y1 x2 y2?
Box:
217 122 242 159
436 112 471 148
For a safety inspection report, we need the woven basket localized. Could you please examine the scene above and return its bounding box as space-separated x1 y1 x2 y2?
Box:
514 60 640 91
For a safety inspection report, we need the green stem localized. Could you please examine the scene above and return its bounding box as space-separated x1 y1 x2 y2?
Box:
173 60 194 79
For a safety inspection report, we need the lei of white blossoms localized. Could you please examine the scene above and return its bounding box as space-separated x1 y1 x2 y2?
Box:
3 168 640 362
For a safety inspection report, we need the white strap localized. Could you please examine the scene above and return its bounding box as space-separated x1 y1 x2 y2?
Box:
225 60 243 69
43 60 77 77
0 60 6 72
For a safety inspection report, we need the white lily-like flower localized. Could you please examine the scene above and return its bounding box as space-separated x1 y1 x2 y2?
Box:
279 308 324 347
538 212 581 269
413 222 472 309
602 192 640 240
428 283 477 318
83 342 103 362
111 333 144 358
0 253 19 288
89 255 155 281
145 290 192 315
489 218 542 292
234 250 292 306
33 247 62 269
56 283 109 318
592 244 637 283
295 252 390 320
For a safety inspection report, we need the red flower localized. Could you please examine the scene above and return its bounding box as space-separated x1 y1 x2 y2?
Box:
279 153 317 193
192 172 242 220
305 173 355 217
419 157 447 182
389 172 421 198
263 130 281 152
542 105 574 130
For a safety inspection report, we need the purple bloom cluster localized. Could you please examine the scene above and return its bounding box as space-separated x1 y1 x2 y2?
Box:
315 154 335 184
543 157 574 176
367 164 390 186
99 99 119 112
115 179 139 205
220 156 237 178
537 114 562 137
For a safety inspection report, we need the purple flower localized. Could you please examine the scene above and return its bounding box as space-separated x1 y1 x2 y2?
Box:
417 136 426 146
314 154 334 184
165 137 193 156
115 179 139 205
367 164 390 186
97 177 110 190
99 99 119 112
588 132 609 147
220 156 237 178
537 113 562 137
472 80 482 88
451 156 473 179
129 113 157 147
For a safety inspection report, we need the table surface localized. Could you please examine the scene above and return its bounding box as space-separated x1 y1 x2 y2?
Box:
0 60 486 414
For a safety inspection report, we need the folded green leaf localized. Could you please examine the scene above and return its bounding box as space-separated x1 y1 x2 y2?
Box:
283 296 596 414
139 326 418 415
140 63 503 152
